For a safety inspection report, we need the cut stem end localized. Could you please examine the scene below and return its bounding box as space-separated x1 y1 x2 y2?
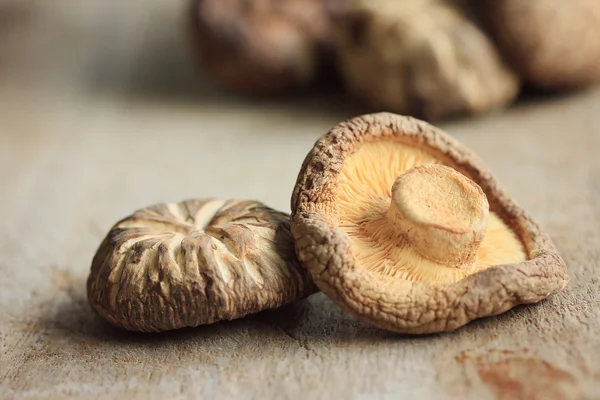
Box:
388 164 490 269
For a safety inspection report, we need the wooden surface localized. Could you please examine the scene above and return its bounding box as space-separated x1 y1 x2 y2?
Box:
1 1 599 399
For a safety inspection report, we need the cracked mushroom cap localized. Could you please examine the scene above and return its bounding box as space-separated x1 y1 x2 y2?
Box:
290 113 569 334
87 199 316 332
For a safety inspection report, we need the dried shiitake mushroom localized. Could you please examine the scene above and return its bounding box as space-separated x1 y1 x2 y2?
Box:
329 0 519 120
474 0 600 89
291 112 569 334
87 199 316 332
188 0 333 96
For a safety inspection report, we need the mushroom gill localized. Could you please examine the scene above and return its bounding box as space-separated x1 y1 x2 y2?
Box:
336 140 526 285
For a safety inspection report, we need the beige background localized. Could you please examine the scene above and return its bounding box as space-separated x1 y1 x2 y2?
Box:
1 1 599 399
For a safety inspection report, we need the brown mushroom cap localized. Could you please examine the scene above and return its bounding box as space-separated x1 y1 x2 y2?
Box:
330 0 519 120
474 0 600 89
87 199 316 332
291 113 569 334
187 0 333 96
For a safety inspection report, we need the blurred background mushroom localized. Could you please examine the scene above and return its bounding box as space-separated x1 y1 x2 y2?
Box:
326 0 520 120
473 0 600 90
187 0 336 96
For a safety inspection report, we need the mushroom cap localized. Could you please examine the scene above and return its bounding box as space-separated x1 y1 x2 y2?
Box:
330 0 519 120
187 0 332 96
87 199 316 332
475 0 600 89
290 112 569 334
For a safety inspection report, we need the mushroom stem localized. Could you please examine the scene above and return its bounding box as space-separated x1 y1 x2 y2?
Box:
387 164 490 269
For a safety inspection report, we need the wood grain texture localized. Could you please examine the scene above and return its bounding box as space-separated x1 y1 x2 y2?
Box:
0 0 599 399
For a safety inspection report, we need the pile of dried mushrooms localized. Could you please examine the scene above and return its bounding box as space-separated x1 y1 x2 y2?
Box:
188 0 600 121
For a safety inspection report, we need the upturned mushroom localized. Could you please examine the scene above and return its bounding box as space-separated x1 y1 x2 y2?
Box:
473 0 600 89
290 112 569 334
87 199 316 332
187 0 333 96
329 0 519 120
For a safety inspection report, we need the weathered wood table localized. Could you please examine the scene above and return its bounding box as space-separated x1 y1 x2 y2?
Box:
1 1 599 399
